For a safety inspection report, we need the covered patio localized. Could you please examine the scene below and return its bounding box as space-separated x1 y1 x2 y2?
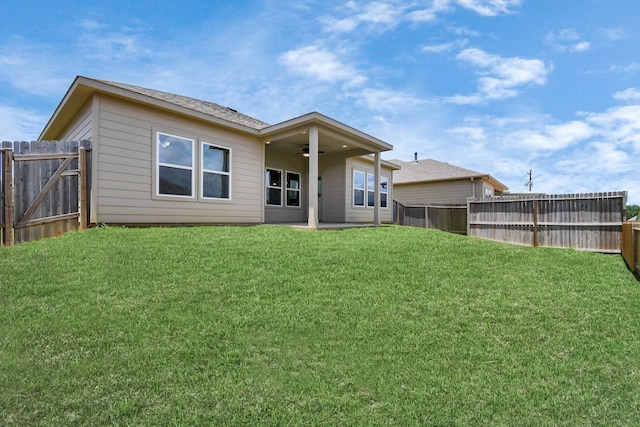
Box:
259 112 394 229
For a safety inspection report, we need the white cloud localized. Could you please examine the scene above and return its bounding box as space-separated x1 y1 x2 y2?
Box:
407 0 451 22
79 19 105 30
591 142 631 172
0 104 47 141
279 45 366 86
322 1 405 33
582 104 640 152
455 0 521 16
353 88 426 112
544 28 590 53
77 22 153 61
613 87 640 101
421 39 468 53
570 41 590 52
546 28 580 42
496 120 594 152
609 63 640 73
545 121 594 148
0 39 70 97
448 26 482 37
447 48 550 103
599 27 626 41
325 0 522 31
445 93 485 105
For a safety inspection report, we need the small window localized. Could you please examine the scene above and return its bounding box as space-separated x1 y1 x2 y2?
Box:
266 168 282 206
380 176 388 208
202 142 231 199
353 170 365 207
286 172 301 207
367 173 375 207
157 133 194 197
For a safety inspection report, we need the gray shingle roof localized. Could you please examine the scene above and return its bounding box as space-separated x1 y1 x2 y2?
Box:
92 78 271 130
390 158 487 183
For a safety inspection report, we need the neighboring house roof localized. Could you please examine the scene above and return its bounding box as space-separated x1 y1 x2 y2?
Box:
390 158 508 191
630 215 638 221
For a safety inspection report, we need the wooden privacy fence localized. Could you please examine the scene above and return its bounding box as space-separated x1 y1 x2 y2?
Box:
1 140 91 246
622 222 640 274
393 200 467 234
467 192 627 253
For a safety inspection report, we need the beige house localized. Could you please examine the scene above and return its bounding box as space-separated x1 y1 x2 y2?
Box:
40 76 397 228
390 157 508 204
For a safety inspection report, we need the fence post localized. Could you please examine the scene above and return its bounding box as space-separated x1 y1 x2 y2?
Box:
424 206 428 229
532 199 539 247
631 227 640 274
2 148 14 246
78 146 87 230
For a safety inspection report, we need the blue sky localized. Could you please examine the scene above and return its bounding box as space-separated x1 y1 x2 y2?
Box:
1 0 639 203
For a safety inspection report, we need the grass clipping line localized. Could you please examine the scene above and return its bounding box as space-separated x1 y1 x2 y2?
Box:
1 225 639 426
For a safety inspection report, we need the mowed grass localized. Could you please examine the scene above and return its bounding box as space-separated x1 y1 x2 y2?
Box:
1 225 639 426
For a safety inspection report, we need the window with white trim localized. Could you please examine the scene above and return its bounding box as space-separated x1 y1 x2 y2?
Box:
353 170 365 207
202 142 231 199
266 168 282 206
157 132 195 197
380 176 388 208
367 173 375 207
286 171 301 207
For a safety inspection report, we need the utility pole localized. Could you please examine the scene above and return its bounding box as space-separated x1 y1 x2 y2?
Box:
526 169 533 192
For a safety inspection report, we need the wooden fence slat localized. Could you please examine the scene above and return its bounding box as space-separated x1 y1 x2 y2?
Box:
16 156 75 226
2 148 14 246
79 147 87 230
468 192 627 253
622 223 640 274
14 212 80 228
0 140 91 245
393 201 467 234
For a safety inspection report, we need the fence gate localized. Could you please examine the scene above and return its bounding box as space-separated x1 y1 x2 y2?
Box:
1 140 91 246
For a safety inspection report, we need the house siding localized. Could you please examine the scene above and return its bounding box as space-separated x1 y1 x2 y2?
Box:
94 94 263 224
318 154 346 223
394 179 476 204
264 152 308 223
345 157 393 223
57 100 94 141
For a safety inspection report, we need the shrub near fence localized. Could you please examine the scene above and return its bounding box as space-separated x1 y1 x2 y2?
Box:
467 192 627 253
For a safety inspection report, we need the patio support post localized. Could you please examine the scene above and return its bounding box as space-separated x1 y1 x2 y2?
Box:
308 126 319 229
374 151 381 226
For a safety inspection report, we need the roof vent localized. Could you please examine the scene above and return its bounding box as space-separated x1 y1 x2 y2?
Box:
226 107 238 113
414 152 418 162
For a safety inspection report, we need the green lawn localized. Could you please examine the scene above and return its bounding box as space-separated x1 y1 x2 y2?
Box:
1 225 639 426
